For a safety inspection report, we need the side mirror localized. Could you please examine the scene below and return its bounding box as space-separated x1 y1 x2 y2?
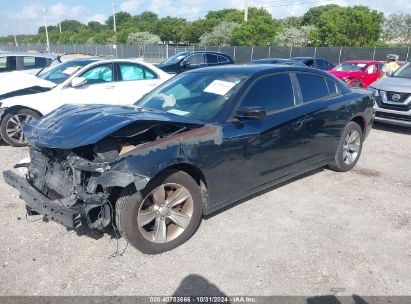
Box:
235 106 267 120
181 60 190 67
71 76 87 88
386 71 393 77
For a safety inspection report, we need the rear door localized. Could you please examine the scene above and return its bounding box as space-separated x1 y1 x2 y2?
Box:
60 63 119 105
115 62 164 104
295 73 348 167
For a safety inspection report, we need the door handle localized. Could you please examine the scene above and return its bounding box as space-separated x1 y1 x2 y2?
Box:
105 85 115 89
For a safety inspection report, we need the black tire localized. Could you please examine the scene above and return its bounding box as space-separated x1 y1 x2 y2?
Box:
328 121 363 172
115 170 203 254
0 108 40 147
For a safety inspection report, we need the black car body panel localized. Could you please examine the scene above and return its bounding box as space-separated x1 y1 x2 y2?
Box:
3 65 374 232
156 51 234 74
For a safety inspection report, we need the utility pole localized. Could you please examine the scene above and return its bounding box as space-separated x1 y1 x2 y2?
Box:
112 0 117 32
13 27 18 48
42 7 50 53
244 0 249 22
59 21 62 34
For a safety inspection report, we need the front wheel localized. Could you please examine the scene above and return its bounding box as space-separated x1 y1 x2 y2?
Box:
0 108 40 147
115 171 203 254
328 121 363 172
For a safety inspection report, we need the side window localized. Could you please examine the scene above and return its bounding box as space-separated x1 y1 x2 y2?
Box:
218 55 229 63
0 56 17 72
119 63 145 81
144 68 157 79
81 64 113 84
23 56 48 69
241 74 295 113
206 54 218 64
186 54 204 65
297 73 329 102
326 78 339 96
366 64 377 74
316 59 326 69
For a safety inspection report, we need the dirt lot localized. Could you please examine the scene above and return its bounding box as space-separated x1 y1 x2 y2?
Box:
0 123 410 296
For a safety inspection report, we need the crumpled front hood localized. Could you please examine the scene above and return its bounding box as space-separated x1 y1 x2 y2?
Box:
24 104 204 149
371 76 411 93
0 71 55 95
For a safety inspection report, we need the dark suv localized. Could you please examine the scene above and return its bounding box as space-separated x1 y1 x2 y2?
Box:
156 51 234 74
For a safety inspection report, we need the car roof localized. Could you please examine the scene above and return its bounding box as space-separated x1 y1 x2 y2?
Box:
186 51 231 56
0 52 56 59
342 60 384 64
251 58 296 62
187 64 329 76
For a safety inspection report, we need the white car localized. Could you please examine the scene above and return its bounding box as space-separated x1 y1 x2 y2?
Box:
0 52 57 76
0 58 172 146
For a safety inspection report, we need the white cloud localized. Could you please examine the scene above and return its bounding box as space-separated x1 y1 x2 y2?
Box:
86 13 106 24
119 0 141 13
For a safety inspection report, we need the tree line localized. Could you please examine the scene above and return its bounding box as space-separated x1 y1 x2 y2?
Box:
0 5 410 47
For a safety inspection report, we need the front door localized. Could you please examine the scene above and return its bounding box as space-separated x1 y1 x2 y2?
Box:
204 73 306 206
60 63 119 105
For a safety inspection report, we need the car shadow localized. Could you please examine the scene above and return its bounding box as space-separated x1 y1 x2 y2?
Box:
204 167 324 220
373 122 411 135
171 274 229 298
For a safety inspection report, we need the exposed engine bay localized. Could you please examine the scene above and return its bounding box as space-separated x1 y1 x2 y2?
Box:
17 121 198 230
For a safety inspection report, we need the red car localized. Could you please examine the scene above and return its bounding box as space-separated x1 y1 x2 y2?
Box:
328 60 384 88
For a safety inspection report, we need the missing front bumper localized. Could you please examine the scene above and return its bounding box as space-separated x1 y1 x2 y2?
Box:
3 170 82 229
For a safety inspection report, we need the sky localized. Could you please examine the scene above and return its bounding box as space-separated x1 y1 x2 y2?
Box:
0 0 410 36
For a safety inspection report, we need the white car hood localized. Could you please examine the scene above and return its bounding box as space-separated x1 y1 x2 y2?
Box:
0 71 56 95
371 76 411 93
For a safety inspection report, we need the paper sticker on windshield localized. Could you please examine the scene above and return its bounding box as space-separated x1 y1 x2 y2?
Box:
204 80 236 96
167 109 190 116
357 64 367 67
62 66 80 75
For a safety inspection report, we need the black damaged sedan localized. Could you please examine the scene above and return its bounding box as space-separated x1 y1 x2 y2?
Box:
3 65 374 254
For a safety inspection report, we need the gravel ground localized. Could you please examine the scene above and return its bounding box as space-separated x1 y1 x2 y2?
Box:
0 122 410 296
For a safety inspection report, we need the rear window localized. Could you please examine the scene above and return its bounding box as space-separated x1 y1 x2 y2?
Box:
297 73 329 102
206 54 218 64
326 78 339 96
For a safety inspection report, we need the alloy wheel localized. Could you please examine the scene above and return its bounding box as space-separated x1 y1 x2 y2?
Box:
5 114 35 144
137 183 194 244
342 130 361 165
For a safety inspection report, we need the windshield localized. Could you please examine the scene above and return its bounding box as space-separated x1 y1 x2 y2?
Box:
393 62 411 79
333 62 367 72
160 52 189 65
37 60 96 84
136 72 248 122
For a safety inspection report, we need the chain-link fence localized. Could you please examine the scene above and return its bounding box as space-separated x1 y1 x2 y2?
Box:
1 43 410 64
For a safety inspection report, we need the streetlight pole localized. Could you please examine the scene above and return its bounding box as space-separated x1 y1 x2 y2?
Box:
244 0 249 22
42 7 50 53
112 0 117 32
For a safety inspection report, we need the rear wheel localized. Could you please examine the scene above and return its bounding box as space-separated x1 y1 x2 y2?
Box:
115 171 203 254
328 121 363 172
0 108 40 147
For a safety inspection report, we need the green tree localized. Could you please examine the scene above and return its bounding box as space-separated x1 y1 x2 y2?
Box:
60 19 85 32
127 32 161 45
306 5 383 46
205 8 243 23
199 22 240 46
381 13 411 46
155 17 189 44
105 11 132 31
232 8 278 46
88 21 106 32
